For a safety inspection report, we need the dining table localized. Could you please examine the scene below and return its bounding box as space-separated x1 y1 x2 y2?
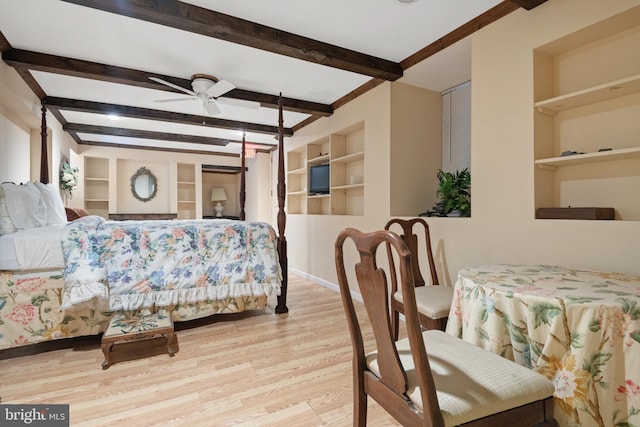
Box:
445 264 640 427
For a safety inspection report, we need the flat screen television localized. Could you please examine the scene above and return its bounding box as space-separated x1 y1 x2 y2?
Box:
309 164 330 195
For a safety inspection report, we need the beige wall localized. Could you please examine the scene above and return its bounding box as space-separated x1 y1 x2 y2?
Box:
284 0 640 295
390 82 441 216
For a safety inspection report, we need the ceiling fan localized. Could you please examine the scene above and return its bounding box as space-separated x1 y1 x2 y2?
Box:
150 74 257 115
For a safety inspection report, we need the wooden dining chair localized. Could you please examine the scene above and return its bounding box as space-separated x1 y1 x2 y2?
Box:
385 218 453 336
335 227 558 427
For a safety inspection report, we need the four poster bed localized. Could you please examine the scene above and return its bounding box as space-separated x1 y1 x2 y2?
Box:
0 99 289 352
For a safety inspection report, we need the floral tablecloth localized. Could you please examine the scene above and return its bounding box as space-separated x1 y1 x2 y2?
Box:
446 264 640 427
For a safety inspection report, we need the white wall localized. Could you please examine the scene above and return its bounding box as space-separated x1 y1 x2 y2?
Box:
0 59 77 187
1 60 36 183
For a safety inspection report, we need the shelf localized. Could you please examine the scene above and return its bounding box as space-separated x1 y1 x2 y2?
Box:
178 200 196 204
287 167 306 175
307 154 330 166
331 151 364 164
535 74 640 114
287 190 306 196
308 193 330 199
331 183 364 191
85 198 109 202
177 181 195 185
85 177 109 182
535 146 640 170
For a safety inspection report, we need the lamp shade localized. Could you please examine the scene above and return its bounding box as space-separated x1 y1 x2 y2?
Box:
210 187 227 202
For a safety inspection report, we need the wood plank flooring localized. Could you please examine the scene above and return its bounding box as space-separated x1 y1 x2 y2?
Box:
0 274 402 426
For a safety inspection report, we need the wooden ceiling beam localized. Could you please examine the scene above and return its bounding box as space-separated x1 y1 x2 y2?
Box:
44 96 293 136
3 48 332 117
79 140 238 157
60 0 402 81
509 0 548 10
63 123 231 146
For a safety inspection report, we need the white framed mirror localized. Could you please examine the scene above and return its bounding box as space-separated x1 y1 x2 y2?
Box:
130 167 158 202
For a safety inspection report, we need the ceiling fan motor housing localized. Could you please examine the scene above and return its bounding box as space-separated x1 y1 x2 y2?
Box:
191 74 218 93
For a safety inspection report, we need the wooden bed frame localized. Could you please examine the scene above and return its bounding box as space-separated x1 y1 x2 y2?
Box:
38 97 288 315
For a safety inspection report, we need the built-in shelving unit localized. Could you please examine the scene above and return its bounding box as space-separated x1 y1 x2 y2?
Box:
177 163 196 219
84 156 109 218
286 122 365 215
533 9 640 220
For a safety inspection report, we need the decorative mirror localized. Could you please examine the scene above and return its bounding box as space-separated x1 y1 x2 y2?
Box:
130 167 158 202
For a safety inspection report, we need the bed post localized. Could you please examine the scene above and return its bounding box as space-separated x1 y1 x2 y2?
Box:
40 101 49 183
275 94 288 314
239 131 246 221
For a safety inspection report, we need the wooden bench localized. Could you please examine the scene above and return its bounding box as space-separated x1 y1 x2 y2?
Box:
101 310 178 369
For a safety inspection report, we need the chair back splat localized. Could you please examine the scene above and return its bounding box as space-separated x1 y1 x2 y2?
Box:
385 218 439 287
335 227 558 427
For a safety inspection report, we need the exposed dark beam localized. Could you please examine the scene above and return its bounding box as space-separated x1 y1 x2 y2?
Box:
0 31 11 53
229 88 331 116
63 123 231 146
60 0 402 81
2 48 332 117
15 68 46 100
44 96 293 136
79 140 238 157
509 0 548 10
202 165 247 175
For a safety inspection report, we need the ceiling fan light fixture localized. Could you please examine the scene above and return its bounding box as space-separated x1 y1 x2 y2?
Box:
191 76 217 93
396 0 418 4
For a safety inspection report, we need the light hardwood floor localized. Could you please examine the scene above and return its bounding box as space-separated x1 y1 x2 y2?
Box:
0 274 401 426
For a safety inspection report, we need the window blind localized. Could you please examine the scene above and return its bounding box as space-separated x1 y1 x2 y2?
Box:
441 81 471 173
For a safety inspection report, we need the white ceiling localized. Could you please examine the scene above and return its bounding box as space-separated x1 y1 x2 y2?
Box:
0 0 505 155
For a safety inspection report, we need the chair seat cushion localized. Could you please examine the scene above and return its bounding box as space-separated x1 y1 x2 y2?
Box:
394 285 454 319
366 330 555 426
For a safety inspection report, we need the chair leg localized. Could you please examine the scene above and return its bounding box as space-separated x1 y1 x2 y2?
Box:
354 364 367 427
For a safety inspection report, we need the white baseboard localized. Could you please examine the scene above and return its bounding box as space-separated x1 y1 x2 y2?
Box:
289 267 364 303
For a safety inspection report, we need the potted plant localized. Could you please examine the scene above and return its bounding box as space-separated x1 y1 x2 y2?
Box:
428 168 471 217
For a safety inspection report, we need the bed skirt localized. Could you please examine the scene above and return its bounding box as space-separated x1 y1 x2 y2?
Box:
0 270 268 351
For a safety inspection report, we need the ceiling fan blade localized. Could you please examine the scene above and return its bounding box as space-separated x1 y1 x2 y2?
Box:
149 76 196 96
206 79 235 98
154 96 197 103
204 100 221 116
216 97 260 109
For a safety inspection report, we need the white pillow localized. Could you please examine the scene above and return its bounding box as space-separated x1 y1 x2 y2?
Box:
34 181 67 225
0 185 17 235
0 182 47 231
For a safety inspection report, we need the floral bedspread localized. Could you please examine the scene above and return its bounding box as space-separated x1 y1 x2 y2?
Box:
446 264 640 427
0 269 268 350
61 216 281 311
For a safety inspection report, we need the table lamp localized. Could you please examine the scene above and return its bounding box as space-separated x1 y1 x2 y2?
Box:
210 187 227 217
